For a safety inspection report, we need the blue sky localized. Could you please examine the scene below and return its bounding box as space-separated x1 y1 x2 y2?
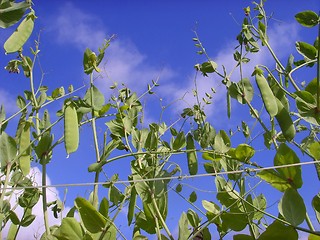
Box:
0 0 320 239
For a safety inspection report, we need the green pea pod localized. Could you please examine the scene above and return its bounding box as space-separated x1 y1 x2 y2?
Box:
275 98 296 141
4 11 35 54
255 73 278 118
19 121 31 175
64 101 79 155
186 133 198 175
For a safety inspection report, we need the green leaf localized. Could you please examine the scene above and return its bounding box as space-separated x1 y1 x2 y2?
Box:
214 130 231 153
178 212 190 240
186 133 198 175
257 170 291 192
295 90 320 125
53 217 83 240
312 194 320 224
189 191 197 203
197 61 218 76
252 194 267 221
202 200 220 215
295 11 319 27
278 188 306 226
296 41 317 60
221 210 247 231
4 11 35 53
84 85 105 111
215 176 239 207
75 197 107 233
308 141 320 180
234 234 254 240
172 132 186 150
229 78 254 104
274 144 302 189
99 197 109 219
234 144 255 163
258 220 298 240
187 209 200 228
309 234 320 240
0 1 31 28
0 131 17 168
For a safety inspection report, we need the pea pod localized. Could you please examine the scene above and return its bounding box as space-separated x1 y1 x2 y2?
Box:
64 101 79 155
186 133 198 175
255 73 278 118
275 98 296 141
19 121 31 175
4 11 35 54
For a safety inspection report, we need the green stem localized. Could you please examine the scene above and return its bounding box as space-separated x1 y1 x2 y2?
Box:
89 74 101 209
306 212 315 232
151 195 174 240
316 19 320 111
0 164 11 239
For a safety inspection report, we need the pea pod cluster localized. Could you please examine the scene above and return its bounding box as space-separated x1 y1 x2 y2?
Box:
255 73 278 118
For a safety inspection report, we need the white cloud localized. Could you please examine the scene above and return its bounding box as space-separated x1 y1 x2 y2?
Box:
161 22 300 120
0 89 18 115
2 167 70 239
49 3 175 95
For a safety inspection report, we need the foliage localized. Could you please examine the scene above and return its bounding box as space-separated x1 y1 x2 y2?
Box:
0 0 319 239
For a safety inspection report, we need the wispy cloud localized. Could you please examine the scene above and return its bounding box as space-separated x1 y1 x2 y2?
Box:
49 3 175 95
0 89 18 114
160 22 300 122
2 167 70 239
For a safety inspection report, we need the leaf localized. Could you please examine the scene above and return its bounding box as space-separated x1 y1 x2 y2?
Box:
308 141 320 179
0 132 17 168
4 11 35 53
75 197 106 233
295 90 320 125
186 133 198 175
258 220 298 240
198 61 217 76
202 200 220 215
257 170 291 192
274 144 302 189
234 144 255 163
296 41 317 60
309 234 320 240
214 130 231 153
172 132 186 150
127 187 136 225
84 85 105 111
178 212 190 240
234 234 253 240
99 198 109 219
312 194 320 224
252 194 267 221
221 210 247 231
295 11 319 27
187 209 200 227
0 1 31 28
189 191 197 203
53 217 83 240
278 188 306 226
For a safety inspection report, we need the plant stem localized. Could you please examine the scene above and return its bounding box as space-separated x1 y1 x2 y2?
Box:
306 212 315 232
89 74 101 209
316 18 320 112
0 164 11 239
151 194 174 240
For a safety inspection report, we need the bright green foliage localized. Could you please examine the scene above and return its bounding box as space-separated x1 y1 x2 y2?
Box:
0 1 320 240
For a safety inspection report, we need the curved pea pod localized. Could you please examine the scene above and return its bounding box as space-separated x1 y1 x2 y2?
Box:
275 98 296 141
255 73 278 118
64 101 79 155
186 133 198 175
4 11 35 54
19 121 31 175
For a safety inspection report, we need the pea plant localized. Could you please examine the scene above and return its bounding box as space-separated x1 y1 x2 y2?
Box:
0 0 319 240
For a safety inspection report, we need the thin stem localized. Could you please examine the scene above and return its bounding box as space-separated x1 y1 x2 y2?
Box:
89 73 101 209
151 195 174 240
306 212 315 232
316 19 320 111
